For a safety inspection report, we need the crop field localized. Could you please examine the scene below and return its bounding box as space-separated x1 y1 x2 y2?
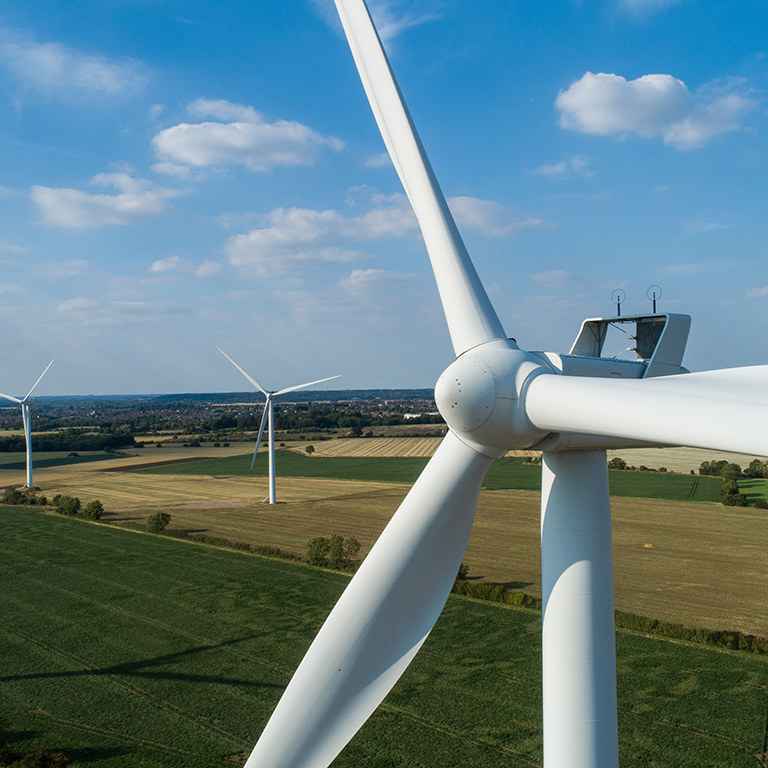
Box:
2 507 768 768
306 436 442 457
7 442 766 637
135 450 725 503
88 485 767 639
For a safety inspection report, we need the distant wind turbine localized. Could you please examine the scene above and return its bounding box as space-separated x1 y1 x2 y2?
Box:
216 347 340 504
0 360 54 488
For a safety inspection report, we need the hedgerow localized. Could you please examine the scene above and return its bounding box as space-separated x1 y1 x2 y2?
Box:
450 578 768 655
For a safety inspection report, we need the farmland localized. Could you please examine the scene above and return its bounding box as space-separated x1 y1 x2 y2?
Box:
135 449 725 503
2 438 766 639
2 507 768 768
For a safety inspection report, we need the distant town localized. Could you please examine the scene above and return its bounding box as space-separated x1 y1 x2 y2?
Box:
0 390 443 452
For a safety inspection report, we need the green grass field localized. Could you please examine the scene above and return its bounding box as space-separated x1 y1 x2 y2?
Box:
2 507 767 767
137 451 725 503
0 452 116 471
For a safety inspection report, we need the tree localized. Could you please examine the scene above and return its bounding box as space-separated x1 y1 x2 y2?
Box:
146 512 171 533
607 457 627 470
745 459 767 478
305 445 315 457
720 479 747 507
53 495 80 517
754 498 768 509
81 500 104 520
305 535 361 570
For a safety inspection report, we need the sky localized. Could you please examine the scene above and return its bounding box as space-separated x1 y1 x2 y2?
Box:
0 0 766 396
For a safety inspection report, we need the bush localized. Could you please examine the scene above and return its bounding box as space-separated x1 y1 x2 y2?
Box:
1 487 47 506
53 495 80 517
0 743 70 767
754 498 768 509
146 512 171 533
2 487 26 505
305 535 361 570
81 500 104 520
607 457 627 470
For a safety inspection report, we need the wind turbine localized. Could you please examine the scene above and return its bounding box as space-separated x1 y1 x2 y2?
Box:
243 2 768 768
216 347 339 504
0 360 54 488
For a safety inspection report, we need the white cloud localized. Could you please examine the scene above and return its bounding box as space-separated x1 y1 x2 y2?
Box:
448 196 554 237
535 154 595 179
224 192 552 276
34 259 90 278
621 0 685 11
0 241 25 254
150 161 193 179
151 98 344 171
57 297 188 325
224 207 364 277
194 260 221 277
149 256 183 273
535 161 568 177
31 173 183 228
531 270 583 288
186 98 258 122
683 216 731 235
747 286 768 299
310 0 437 44
338 268 417 294
555 72 757 149
365 152 393 168
658 263 704 274
367 1 440 44
0 29 146 96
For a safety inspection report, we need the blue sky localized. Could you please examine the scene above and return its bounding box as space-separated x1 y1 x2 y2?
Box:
0 0 766 396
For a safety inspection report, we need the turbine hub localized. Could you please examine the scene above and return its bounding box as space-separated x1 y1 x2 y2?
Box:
435 339 550 457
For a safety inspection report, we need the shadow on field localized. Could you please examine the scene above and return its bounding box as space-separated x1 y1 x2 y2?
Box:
0 725 40 746
463 575 534 590
495 580 534 590
0 636 285 691
64 746 134 764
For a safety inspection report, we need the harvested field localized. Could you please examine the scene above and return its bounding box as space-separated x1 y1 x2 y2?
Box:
299 436 442 457
38 471 397 509
607 446 767 474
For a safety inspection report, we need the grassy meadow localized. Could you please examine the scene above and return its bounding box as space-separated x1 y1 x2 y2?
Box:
2 507 767 768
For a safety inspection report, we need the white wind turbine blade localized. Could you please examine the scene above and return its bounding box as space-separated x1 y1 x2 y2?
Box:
23 359 54 402
245 431 493 768
216 347 268 395
524 365 768 456
0 392 22 404
334 0 507 356
274 374 341 397
250 402 270 470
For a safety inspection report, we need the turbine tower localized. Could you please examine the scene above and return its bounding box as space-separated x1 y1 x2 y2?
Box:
242 2 768 767
217 347 339 504
0 360 54 488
